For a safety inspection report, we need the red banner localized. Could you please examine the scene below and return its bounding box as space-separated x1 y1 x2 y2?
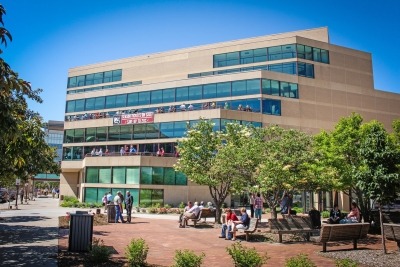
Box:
113 112 154 125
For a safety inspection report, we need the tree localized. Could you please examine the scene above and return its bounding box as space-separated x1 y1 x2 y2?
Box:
0 4 60 186
174 119 265 223
253 125 315 218
356 121 400 253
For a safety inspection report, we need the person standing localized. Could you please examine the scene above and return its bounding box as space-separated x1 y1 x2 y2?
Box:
249 193 255 218
19 189 24 204
114 191 126 223
125 191 134 223
102 193 108 212
106 192 113 204
254 193 263 222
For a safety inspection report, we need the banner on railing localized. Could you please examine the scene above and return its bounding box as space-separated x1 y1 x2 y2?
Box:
113 112 154 125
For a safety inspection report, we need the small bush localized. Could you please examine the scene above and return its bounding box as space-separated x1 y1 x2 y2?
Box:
321 210 330 218
172 249 205 267
89 238 112 264
148 207 158 213
226 242 269 267
125 238 149 267
292 207 303 214
178 202 185 209
285 253 316 267
335 258 358 267
164 204 171 209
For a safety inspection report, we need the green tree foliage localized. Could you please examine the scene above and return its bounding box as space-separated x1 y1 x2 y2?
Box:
174 119 265 223
0 4 60 186
254 125 315 218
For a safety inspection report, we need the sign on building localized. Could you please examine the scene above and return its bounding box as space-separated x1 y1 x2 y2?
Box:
113 112 155 125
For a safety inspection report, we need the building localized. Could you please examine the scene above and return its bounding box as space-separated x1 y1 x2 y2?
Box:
34 120 64 182
61 27 400 210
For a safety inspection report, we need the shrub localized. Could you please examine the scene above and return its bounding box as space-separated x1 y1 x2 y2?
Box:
164 203 171 209
125 238 149 267
172 249 205 267
292 207 303 214
88 238 112 264
285 253 316 267
178 202 185 209
148 207 158 213
321 210 330 218
335 258 358 267
226 242 269 267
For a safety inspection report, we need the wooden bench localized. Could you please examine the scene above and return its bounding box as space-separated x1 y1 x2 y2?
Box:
269 217 317 243
383 223 400 251
189 208 216 227
311 223 369 252
231 218 259 241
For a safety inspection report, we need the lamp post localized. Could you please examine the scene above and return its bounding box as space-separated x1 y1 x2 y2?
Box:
15 178 20 209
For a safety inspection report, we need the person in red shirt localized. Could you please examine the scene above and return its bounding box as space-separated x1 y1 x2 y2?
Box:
218 209 238 240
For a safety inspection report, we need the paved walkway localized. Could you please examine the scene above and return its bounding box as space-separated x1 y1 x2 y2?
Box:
1 197 399 266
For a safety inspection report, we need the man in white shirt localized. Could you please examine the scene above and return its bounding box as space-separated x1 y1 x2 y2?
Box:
114 191 126 223
180 201 200 228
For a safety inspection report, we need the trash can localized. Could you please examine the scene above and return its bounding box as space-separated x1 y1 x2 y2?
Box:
107 204 117 223
68 211 94 252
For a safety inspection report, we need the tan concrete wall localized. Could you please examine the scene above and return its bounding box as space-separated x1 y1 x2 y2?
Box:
60 172 80 198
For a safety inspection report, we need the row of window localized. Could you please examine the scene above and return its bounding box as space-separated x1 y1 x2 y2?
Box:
65 78 294 113
64 118 264 144
190 62 314 79
67 81 142 95
84 187 163 207
67 69 122 88
213 43 329 68
86 166 187 186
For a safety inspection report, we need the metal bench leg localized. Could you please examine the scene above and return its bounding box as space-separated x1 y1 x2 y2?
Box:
323 242 327 252
279 234 282 243
246 233 249 241
353 239 357 250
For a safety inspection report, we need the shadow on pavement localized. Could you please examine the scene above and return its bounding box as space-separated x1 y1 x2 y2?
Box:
0 244 57 266
0 215 51 223
0 224 58 245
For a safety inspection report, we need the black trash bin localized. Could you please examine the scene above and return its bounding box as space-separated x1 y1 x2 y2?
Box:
68 211 94 252
107 204 117 223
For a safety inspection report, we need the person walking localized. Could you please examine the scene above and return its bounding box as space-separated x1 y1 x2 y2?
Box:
249 193 255 218
125 191 134 223
254 193 264 222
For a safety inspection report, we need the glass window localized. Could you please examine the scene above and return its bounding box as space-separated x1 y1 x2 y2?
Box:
105 95 116 109
64 129 74 143
269 63 283 74
139 189 152 207
86 128 96 142
97 188 108 203
85 98 95 111
216 82 231 98
96 127 107 141
112 69 122 82
99 167 111 183
66 101 75 113
160 122 174 138
298 62 306 77
261 79 270 95
203 84 217 99
297 44 305 59
146 123 159 139
246 79 260 95
108 126 120 141
164 168 175 185
86 167 99 183
152 189 164 206
77 75 85 87
175 172 187 185
93 73 104 84
126 167 140 184
75 99 85 112
133 124 146 140
176 87 188 102
213 54 227 68
321 49 329 63
94 97 105 110
104 71 112 83
74 129 84 143
253 48 267 62
270 80 280 96
245 98 261 112
141 167 152 184
305 46 313 60
85 74 94 86
268 46 282 61
162 88 175 103
152 167 164 185
68 77 77 88
306 63 314 78
313 48 321 62
188 85 202 100
84 188 97 203
115 94 127 108
232 80 247 96
282 63 296 75
281 44 296 59
120 125 133 141
127 93 138 106
151 90 163 104
174 121 186 138
113 167 126 184
138 92 150 105
262 99 281 116
226 52 239 67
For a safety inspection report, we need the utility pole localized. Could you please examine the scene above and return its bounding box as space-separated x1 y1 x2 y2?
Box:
15 178 20 209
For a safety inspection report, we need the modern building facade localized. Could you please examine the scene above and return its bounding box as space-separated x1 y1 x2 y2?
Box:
61 27 400 210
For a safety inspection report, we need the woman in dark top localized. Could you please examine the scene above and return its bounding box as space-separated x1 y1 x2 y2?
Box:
329 204 341 224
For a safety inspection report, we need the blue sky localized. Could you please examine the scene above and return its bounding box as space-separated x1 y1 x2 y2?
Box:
2 0 400 122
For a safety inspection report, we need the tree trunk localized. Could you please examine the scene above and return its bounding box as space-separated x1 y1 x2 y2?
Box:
214 202 223 224
379 207 387 254
270 207 278 219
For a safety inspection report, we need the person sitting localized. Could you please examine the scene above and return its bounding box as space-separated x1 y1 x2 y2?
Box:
180 201 200 228
237 104 243 111
129 145 137 154
340 202 360 224
329 204 341 224
180 103 186 111
231 207 251 241
219 208 239 240
98 148 103 157
224 102 230 110
178 201 192 226
90 148 96 156
188 104 194 111
211 101 216 109
160 147 165 157
203 102 209 109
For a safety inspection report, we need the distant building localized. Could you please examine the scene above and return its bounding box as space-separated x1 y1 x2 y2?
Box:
60 27 400 210
34 120 64 181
